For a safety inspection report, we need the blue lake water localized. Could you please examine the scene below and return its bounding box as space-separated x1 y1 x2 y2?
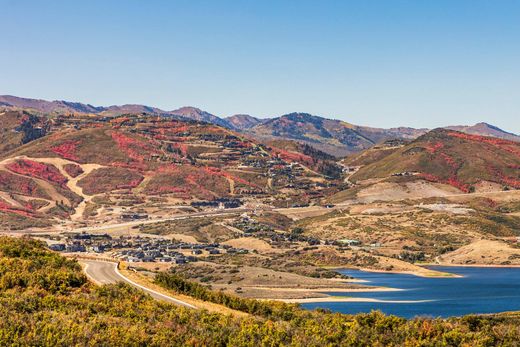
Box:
301 266 520 318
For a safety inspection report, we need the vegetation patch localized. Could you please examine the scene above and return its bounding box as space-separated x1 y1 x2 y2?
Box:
2 237 520 345
77 167 143 195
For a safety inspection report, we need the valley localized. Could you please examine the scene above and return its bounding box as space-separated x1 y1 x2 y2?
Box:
2 104 519 306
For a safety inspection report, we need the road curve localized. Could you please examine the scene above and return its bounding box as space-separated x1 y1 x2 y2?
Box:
82 260 196 308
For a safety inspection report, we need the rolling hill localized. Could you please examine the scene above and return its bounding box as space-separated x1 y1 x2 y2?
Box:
350 128 520 192
0 112 343 229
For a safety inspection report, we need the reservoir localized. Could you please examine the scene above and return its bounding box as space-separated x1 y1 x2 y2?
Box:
301 266 520 318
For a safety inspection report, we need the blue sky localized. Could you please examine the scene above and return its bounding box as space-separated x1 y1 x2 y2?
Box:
1 0 519 133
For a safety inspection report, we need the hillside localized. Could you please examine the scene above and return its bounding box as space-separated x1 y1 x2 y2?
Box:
0 113 342 229
342 139 409 167
350 129 520 192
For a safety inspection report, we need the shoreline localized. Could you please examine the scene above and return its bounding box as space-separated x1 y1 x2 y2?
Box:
275 264 520 304
279 297 435 304
245 285 402 293
335 266 462 278
427 263 520 269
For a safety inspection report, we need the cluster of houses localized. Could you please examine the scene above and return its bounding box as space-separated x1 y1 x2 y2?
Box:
46 232 249 264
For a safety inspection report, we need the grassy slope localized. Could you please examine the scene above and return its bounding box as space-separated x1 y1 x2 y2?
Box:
351 129 520 191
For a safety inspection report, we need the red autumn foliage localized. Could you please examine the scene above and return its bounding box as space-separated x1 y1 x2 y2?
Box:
174 143 189 156
0 171 43 197
110 117 130 125
111 131 160 163
418 173 470 193
6 160 67 187
51 140 80 161
487 165 520 189
145 165 233 199
270 147 314 166
0 201 34 218
77 167 144 195
425 142 444 154
448 132 520 158
445 177 470 193
63 164 84 178
439 153 459 170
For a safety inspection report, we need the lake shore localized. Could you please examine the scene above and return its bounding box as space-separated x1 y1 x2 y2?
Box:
357 266 462 278
279 297 434 304
330 265 462 278
426 263 520 269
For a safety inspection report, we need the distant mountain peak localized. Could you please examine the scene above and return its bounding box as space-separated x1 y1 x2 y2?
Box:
170 106 233 129
225 114 262 130
444 122 519 142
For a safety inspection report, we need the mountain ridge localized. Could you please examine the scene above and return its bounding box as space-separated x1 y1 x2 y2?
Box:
2 95 518 157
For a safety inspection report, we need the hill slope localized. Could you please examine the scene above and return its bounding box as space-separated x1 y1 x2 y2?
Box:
0 113 342 228
351 129 520 192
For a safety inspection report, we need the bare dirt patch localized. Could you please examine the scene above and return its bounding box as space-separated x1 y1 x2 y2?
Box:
437 239 520 266
222 237 276 252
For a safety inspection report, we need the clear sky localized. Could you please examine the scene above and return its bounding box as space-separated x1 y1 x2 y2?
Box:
1 0 519 133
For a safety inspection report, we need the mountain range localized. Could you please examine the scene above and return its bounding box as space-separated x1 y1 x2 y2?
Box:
1 95 518 156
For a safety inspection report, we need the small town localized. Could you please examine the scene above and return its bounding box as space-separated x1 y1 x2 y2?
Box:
46 232 250 264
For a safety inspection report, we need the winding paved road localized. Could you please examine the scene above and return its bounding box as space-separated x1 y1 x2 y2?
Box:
82 260 196 308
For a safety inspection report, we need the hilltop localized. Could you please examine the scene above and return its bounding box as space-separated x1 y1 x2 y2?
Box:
225 114 264 130
445 122 520 142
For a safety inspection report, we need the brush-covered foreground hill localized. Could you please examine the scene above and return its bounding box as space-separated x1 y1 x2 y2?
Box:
2 236 520 346
350 129 520 192
0 113 342 229
247 112 426 157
